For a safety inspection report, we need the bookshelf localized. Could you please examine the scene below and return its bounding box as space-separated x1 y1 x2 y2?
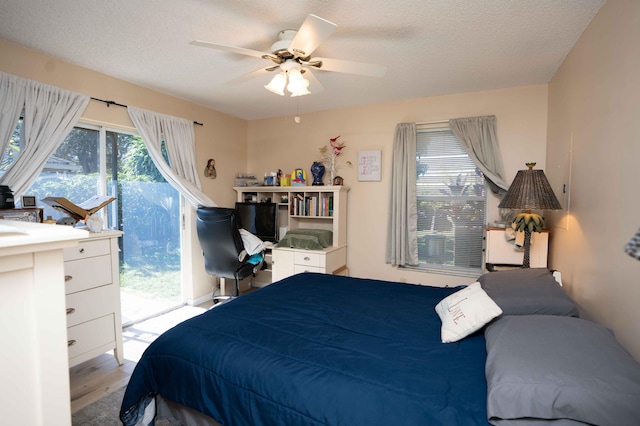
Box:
234 186 349 282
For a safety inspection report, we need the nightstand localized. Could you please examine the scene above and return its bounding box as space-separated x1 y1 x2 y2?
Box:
485 227 549 269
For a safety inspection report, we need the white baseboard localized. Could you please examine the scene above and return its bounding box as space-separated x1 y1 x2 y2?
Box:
187 293 213 307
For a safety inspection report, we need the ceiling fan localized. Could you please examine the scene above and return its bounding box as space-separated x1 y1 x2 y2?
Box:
190 14 387 97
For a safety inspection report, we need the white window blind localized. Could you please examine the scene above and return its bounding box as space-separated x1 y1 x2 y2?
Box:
416 128 486 272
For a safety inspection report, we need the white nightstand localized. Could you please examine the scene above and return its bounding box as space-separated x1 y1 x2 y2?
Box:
484 227 549 269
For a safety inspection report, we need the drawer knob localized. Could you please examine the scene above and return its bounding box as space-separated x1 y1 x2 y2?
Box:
64 275 72 282
79 248 85 254
304 256 310 261
67 340 77 347
66 308 76 315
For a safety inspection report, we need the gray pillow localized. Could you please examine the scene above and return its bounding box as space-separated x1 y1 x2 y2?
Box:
485 315 640 426
478 268 579 317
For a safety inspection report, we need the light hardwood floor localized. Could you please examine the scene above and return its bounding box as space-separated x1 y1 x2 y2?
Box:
69 302 212 413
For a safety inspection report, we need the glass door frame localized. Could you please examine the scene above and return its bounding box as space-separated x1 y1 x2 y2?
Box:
82 121 187 322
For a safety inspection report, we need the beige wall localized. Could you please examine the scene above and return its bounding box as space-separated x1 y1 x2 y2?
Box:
248 85 549 286
546 0 640 360
10 8 636 363
0 39 248 303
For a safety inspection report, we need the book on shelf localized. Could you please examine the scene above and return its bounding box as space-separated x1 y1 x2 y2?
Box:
42 195 116 222
305 195 319 217
321 196 332 217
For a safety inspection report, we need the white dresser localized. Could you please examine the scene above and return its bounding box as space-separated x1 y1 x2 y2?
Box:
0 221 87 426
63 230 124 367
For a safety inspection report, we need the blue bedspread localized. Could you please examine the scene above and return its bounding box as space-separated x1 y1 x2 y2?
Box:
121 273 490 425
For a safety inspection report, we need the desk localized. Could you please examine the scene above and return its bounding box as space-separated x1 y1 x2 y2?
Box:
272 245 347 281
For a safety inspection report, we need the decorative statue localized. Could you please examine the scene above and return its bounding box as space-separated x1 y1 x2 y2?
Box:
319 135 352 182
311 161 326 186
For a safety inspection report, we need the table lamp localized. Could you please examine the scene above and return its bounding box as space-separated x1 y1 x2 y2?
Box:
625 228 640 260
498 163 562 267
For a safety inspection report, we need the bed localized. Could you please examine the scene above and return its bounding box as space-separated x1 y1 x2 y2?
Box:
120 269 640 426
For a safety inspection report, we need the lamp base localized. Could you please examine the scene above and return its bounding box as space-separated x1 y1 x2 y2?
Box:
522 229 532 268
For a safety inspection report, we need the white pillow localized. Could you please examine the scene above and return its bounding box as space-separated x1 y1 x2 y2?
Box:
435 282 502 343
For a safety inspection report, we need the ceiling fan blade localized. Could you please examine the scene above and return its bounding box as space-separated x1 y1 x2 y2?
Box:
227 67 276 85
190 40 272 60
288 14 337 58
311 57 387 78
302 69 325 93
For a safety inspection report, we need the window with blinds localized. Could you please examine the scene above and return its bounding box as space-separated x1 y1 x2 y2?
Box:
416 128 486 273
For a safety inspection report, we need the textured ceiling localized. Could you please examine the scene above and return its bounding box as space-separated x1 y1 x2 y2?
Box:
0 0 604 120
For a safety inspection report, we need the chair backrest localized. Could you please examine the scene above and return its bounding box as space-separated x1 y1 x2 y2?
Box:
196 207 244 279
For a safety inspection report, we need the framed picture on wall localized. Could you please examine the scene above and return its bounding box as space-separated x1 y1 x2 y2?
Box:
358 150 381 181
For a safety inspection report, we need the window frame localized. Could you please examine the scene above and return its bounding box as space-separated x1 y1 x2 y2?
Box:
408 125 487 278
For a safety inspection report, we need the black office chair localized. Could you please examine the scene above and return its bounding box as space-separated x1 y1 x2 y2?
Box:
196 206 263 304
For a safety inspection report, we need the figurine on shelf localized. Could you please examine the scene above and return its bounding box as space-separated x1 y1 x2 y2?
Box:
333 176 344 186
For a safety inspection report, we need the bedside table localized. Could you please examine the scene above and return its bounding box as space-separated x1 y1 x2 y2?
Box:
485 227 549 269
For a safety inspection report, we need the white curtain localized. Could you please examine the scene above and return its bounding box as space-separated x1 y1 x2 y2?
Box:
0 75 89 197
0 72 27 157
386 123 418 266
127 106 215 208
449 115 509 194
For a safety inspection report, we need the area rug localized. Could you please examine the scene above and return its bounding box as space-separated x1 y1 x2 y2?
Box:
72 305 208 425
72 385 126 425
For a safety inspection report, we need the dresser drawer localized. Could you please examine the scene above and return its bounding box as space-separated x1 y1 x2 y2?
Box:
294 251 323 267
65 284 116 327
63 238 111 262
294 264 323 274
64 255 112 294
67 314 116 360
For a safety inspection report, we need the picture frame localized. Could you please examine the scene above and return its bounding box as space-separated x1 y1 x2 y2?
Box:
291 168 307 186
21 195 36 208
357 150 382 181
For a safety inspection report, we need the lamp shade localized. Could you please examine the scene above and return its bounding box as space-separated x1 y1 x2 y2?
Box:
287 69 311 97
498 163 562 211
264 72 286 96
625 228 640 260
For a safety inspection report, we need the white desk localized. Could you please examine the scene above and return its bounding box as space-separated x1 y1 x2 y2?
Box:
0 222 88 426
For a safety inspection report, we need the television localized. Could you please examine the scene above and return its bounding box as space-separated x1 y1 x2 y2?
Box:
235 202 278 243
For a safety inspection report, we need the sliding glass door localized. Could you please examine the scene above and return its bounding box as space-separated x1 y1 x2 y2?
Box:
105 130 183 325
18 123 183 325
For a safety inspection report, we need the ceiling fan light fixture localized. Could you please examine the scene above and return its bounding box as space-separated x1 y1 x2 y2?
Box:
192 14 386 101
264 72 286 96
287 68 311 97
